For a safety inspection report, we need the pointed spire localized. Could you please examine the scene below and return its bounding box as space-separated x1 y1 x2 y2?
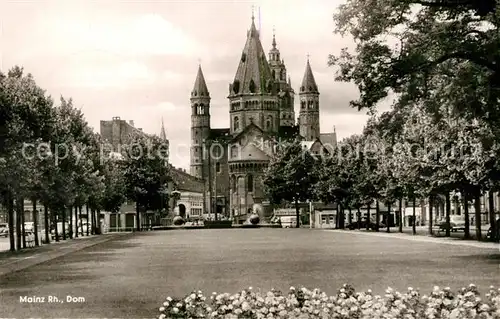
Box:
272 26 276 49
160 117 167 140
288 76 291 86
191 64 209 97
232 14 273 95
300 58 318 94
249 8 258 38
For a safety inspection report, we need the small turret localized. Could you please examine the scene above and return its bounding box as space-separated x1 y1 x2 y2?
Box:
299 57 320 141
190 64 211 178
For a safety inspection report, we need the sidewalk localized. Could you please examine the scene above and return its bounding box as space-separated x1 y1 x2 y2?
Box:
325 227 499 250
0 232 131 277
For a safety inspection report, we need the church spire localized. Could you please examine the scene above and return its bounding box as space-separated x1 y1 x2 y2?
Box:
300 58 318 93
191 64 209 97
160 117 167 141
272 26 276 49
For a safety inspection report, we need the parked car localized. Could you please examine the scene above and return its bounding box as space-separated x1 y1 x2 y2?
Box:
437 216 466 232
0 223 8 237
346 220 386 230
51 222 71 239
486 219 500 241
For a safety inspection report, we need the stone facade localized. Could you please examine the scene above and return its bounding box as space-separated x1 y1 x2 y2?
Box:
188 15 337 223
100 117 147 151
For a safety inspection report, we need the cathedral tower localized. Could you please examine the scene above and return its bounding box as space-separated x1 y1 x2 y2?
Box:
190 65 211 178
299 58 320 141
268 30 294 127
228 14 279 134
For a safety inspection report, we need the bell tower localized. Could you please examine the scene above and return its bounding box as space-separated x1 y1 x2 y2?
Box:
190 65 211 178
298 58 320 141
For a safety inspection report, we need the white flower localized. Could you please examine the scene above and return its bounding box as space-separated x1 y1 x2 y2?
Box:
162 301 169 307
159 307 165 312
172 307 179 313
158 314 166 319
166 297 172 301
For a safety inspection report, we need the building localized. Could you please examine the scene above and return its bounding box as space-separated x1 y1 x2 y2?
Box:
189 14 337 223
100 116 148 151
168 165 205 220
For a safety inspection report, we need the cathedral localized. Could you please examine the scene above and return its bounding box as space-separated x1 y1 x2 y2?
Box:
189 14 336 223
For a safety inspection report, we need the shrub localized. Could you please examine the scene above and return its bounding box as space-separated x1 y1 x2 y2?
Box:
158 284 500 318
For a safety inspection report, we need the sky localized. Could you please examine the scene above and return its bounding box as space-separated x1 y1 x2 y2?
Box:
0 0 390 170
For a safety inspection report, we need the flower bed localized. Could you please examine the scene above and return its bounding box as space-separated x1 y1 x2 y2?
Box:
158 284 500 318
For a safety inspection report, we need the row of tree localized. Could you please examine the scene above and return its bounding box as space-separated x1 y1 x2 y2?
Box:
0 67 172 252
263 1 500 241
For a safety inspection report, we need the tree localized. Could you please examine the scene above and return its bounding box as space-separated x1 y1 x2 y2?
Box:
101 157 127 214
0 66 54 250
123 133 170 231
263 139 319 228
330 0 500 124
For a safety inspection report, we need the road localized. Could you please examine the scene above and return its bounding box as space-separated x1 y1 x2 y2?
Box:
0 229 498 318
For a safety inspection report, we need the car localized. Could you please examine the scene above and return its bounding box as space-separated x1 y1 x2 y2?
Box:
346 220 386 230
486 219 500 241
0 223 8 237
51 222 71 239
437 216 466 232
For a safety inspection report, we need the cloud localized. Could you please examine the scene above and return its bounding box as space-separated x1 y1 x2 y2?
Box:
63 60 155 88
24 13 199 59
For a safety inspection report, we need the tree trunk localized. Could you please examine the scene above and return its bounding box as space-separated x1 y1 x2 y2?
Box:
78 206 83 237
445 193 451 237
428 196 433 235
62 207 66 240
7 196 15 251
68 206 73 239
488 191 497 242
339 203 345 229
398 198 403 233
375 200 380 232
20 199 26 248
348 207 352 225
74 206 78 238
53 208 59 242
97 210 101 234
366 203 371 231
474 192 482 241
91 208 95 235
412 197 416 235
136 202 141 231
44 205 49 244
32 199 39 246
463 192 470 239
15 199 21 249
294 199 300 228
386 203 391 233
87 205 92 235
356 207 361 229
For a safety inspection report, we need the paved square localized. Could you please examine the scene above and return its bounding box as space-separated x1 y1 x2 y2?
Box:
0 229 498 318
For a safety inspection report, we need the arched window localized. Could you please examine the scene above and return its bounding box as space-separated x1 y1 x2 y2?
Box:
230 145 239 158
215 162 220 173
247 174 253 192
272 70 276 79
301 101 306 109
231 175 236 192
266 116 272 130
234 116 239 131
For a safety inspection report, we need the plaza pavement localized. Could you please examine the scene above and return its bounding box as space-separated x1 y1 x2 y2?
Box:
0 228 498 318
